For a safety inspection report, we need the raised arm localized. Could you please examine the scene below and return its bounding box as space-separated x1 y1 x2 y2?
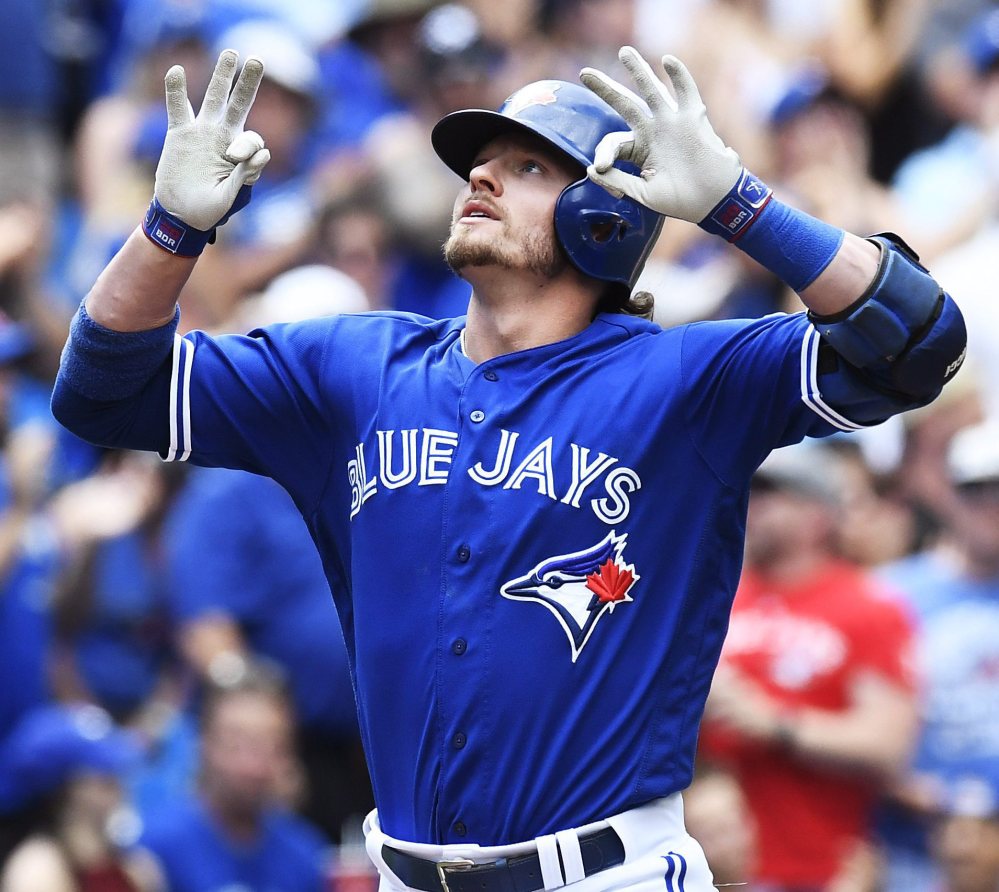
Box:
52 50 271 453
580 48 966 409
86 50 269 332
87 232 196 332
49 49 288 474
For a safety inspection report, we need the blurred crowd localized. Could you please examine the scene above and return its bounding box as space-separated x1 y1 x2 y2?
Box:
1 0 999 890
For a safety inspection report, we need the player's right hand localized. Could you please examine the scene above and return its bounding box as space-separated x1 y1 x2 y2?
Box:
153 50 271 232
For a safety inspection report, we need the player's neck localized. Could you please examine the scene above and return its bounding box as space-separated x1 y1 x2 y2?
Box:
461 269 601 363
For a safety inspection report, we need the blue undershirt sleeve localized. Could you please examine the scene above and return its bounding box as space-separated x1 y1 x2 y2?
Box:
51 303 177 453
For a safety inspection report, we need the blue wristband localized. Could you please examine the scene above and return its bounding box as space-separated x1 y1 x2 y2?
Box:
141 185 253 257
700 170 845 293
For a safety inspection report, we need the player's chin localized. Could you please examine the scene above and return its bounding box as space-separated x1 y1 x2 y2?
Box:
443 234 504 272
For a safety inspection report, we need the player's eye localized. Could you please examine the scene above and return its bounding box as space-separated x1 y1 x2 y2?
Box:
519 159 544 174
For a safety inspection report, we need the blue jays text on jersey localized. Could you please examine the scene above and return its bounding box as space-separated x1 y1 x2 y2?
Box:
347 427 642 524
53 308 917 848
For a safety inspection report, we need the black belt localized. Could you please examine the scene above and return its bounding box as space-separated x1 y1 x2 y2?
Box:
382 826 625 892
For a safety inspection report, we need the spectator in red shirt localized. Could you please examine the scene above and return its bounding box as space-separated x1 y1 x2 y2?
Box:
699 443 918 892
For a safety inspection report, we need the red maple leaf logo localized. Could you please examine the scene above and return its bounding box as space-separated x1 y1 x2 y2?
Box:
585 559 634 603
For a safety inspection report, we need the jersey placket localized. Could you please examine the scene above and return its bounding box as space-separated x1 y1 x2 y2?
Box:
433 359 507 843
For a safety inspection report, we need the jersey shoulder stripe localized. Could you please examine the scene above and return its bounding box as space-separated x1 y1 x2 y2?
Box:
164 333 194 462
799 325 867 432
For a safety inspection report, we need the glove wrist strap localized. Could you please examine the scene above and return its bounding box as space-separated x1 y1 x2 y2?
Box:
140 185 253 258
141 197 214 257
697 169 773 242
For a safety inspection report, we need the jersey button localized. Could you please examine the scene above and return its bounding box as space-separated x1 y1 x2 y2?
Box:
470 410 485 423
452 638 467 655
452 732 467 749
483 370 498 382
457 544 471 562
453 822 467 838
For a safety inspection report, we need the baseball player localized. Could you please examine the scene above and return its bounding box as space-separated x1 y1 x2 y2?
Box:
52 45 965 892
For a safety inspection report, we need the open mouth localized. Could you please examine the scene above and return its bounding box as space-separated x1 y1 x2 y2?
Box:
460 200 498 221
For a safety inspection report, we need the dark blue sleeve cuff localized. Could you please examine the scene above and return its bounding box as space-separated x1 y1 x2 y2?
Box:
57 302 180 401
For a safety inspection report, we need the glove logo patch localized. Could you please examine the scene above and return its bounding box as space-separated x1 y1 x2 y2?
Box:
500 531 639 662
146 208 188 254
703 170 773 241
153 217 184 254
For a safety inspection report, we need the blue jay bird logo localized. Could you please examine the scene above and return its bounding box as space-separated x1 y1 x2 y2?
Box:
500 532 639 662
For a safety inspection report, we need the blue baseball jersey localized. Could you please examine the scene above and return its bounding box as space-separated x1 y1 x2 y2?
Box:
152 309 872 844
61 309 878 845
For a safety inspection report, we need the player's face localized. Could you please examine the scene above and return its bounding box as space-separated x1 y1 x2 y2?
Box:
444 133 579 280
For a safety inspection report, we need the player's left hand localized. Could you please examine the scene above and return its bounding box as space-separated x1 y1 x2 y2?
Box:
580 47 742 224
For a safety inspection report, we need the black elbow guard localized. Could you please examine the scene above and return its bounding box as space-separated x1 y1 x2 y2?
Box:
807 233 967 400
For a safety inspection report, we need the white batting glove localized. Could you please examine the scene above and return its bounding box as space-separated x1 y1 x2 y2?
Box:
154 50 271 232
580 47 742 224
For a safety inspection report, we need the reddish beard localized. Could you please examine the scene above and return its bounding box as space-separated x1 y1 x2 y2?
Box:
443 218 566 280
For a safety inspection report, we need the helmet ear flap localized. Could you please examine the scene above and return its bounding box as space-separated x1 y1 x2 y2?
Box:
555 178 665 288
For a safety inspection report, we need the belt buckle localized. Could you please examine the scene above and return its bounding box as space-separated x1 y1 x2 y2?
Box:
435 858 476 892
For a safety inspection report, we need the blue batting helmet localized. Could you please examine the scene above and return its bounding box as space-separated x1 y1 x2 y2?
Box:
431 80 665 293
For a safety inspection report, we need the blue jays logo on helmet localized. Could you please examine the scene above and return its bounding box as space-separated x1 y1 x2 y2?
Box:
431 80 665 293
500 532 640 662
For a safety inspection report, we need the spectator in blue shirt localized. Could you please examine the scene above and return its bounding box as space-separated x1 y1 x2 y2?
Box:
139 663 330 892
0 702 161 891
163 463 370 843
877 420 999 892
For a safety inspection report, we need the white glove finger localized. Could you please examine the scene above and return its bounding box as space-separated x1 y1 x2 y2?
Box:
234 148 271 187
660 55 704 111
586 164 648 205
225 130 266 163
224 57 265 131
592 131 636 174
200 49 240 121
164 65 194 128
215 148 270 212
579 67 649 130
618 46 677 113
